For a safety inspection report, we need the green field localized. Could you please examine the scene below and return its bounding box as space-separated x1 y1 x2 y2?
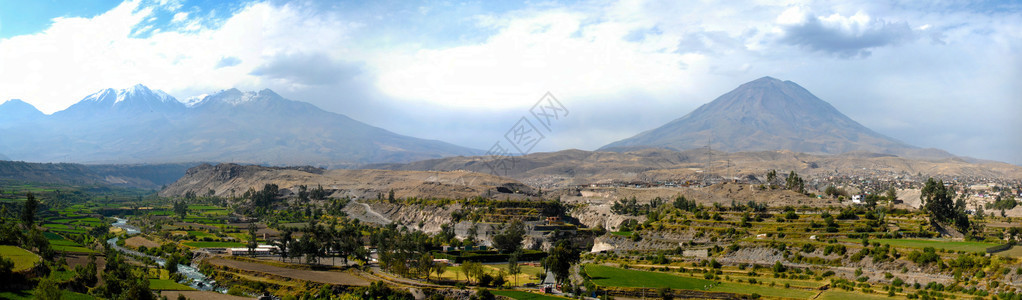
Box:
0 245 41 271
864 238 998 252
708 282 816 299
584 265 714 290
995 245 1022 258
188 205 223 210
148 279 196 291
52 245 98 253
44 232 66 240
183 241 246 248
0 290 95 300
187 230 217 239
491 290 568 300
818 290 893 300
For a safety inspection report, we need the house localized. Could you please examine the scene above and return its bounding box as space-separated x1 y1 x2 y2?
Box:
227 245 276 256
851 195 864 205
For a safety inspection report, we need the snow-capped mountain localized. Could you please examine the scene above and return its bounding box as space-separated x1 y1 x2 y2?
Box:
54 84 185 118
0 85 479 167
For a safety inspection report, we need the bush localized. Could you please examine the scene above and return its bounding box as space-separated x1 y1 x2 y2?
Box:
227 286 245 296
478 274 494 287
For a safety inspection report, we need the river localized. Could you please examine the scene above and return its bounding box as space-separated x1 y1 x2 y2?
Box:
108 217 224 293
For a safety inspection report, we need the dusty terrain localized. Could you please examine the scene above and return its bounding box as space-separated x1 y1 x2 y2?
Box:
124 236 160 249
372 148 1022 188
160 163 534 199
564 181 836 230
206 257 370 286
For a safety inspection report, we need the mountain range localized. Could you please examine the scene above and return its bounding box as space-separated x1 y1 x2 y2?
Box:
0 85 478 167
600 77 953 159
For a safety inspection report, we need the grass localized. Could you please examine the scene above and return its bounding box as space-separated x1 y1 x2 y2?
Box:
187 230 216 239
183 241 246 248
584 264 714 290
491 290 568 300
863 238 998 253
188 205 223 210
148 279 196 291
0 290 95 300
995 245 1022 258
708 282 816 299
438 264 544 285
610 231 633 237
0 245 41 271
52 245 98 253
818 290 894 300
43 231 66 240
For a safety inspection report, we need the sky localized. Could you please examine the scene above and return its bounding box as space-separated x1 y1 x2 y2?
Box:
0 0 1020 164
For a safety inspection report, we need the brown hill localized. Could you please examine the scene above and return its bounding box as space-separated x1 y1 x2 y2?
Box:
159 163 533 199
369 148 1022 188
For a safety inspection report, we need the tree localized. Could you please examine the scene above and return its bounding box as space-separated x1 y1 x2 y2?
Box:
824 185 838 198
493 220 526 253
247 223 258 257
462 261 483 284
766 170 777 186
433 259 447 282
0 256 14 283
21 192 37 228
35 275 62 300
785 171 805 194
275 228 292 262
173 200 188 220
507 251 522 287
657 287 674 300
310 184 328 200
886 187 898 202
544 241 580 285
772 261 786 273
298 185 309 202
921 178 968 230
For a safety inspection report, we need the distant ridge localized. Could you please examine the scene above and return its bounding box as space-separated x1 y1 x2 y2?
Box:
600 77 954 160
0 85 479 167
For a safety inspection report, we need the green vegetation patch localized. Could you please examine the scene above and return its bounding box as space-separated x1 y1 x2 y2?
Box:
0 245 41 271
148 279 196 291
994 245 1022 258
43 232 66 240
187 205 223 210
818 290 893 300
708 282 816 299
864 238 997 253
585 264 714 290
491 290 568 300
51 245 97 254
182 241 246 248
186 230 216 239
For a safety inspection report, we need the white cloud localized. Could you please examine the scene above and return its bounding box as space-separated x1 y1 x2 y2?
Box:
171 12 189 23
0 0 361 113
0 0 1018 164
373 8 703 109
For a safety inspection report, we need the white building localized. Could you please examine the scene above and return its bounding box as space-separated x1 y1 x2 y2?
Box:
227 245 277 256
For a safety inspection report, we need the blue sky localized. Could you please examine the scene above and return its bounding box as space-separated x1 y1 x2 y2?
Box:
0 0 1019 164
